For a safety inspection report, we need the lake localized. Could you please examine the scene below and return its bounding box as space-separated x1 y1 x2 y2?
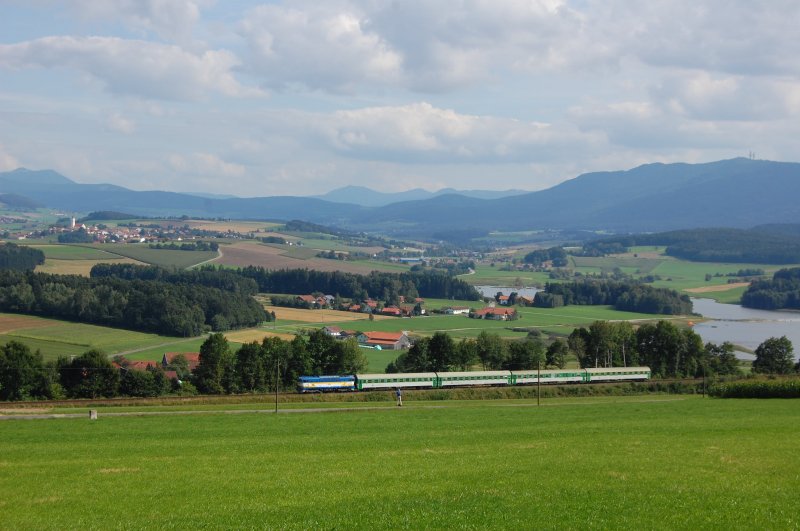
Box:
478 286 799 361
691 298 800 360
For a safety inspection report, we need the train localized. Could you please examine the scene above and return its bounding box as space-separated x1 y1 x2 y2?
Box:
297 366 651 392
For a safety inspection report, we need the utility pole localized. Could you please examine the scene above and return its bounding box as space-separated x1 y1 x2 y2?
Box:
702 362 706 398
537 360 541 407
275 358 279 413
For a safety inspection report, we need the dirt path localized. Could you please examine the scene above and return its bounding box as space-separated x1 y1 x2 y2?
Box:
191 248 222 267
111 336 205 358
685 282 749 293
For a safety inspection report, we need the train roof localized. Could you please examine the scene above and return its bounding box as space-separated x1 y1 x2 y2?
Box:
584 366 651 373
438 371 512 378
356 373 438 380
298 375 355 382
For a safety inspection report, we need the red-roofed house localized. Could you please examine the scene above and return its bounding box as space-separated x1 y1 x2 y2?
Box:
469 307 519 321
162 352 201 372
380 306 402 317
517 295 535 307
126 360 159 372
357 331 412 350
323 326 342 337
497 295 510 305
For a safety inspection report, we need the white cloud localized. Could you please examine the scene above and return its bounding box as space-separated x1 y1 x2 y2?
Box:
168 152 246 179
66 0 210 44
0 36 261 101
651 72 799 121
0 144 20 171
616 1 800 78
239 2 402 92
235 1 800 95
238 0 591 93
106 112 136 134
312 102 603 163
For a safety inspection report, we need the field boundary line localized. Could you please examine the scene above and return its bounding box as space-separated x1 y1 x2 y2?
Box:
0 405 449 421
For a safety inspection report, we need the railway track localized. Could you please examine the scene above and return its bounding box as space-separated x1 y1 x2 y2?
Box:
1 378 704 409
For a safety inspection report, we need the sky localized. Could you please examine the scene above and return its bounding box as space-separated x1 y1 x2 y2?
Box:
0 1 798 197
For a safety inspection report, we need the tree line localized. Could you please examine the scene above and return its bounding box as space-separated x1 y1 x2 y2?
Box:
57 228 95 243
582 228 800 264
388 331 568 373
741 267 800 310
237 267 481 301
0 330 368 401
0 243 45 271
534 279 692 315
2 328 796 402
523 246 568 267
148 241 219 252
567 320 745 378
90 263 259 296
0 269 268 337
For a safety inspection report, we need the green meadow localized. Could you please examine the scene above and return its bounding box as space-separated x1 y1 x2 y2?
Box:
460 266 551 287
271 304 674 340
26 244 119 261
0 313 191 362
87 245 218 268
1 397 797 529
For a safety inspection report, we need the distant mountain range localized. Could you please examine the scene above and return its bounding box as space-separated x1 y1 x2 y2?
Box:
2 158 799 237
312 185 528 206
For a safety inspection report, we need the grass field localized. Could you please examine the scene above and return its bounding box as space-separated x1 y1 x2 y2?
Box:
0 397 797 528
264 304 683 340
460 266 551 287
183 220 282 233
268 307 391 323
35 257 143 276
474 250 800 304
87 245 218 268
297 238 386 255
0 313 190 361
214 241 406 274
26 244 119 260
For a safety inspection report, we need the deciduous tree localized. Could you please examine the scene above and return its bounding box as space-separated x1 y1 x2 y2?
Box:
753 336 795 374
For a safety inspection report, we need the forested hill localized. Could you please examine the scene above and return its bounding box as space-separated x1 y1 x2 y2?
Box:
741 268 800 310
366 158 800 233
583 227 800 264
3 158 800 235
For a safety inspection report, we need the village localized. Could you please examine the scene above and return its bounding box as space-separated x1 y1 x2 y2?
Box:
279 292 523 324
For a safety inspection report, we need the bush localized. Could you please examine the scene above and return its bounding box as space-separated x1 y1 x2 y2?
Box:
709 378 800 398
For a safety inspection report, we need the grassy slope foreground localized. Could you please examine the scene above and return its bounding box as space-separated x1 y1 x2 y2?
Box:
1 397 797 529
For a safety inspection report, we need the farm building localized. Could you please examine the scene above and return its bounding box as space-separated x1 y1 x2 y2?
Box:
322 326 342 337
162 352 201 372
443 306 471 315
469 307 519 321
357 331 412 350
125 360 160 371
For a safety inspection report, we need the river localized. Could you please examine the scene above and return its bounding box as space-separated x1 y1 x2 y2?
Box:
477 286 800 360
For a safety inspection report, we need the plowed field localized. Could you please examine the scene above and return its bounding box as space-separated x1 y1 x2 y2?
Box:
224 329 296 343
36 257 143 276
268 307 389 323
0 314 53 334
213 241 399 274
